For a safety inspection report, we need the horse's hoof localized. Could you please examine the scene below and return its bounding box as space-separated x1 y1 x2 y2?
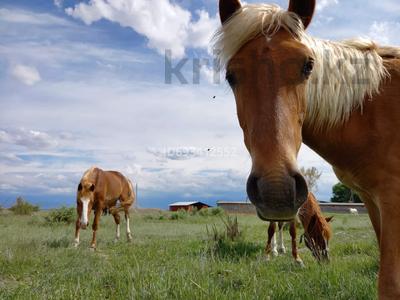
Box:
127 234 133 242
73 242 79 248
114 238 120 243
264 255 271 262
296 259 305 268
89 246 96 251
272 250 279 257
278 247 286 254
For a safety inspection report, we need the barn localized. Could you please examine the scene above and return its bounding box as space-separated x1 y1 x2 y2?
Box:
169 201 211 212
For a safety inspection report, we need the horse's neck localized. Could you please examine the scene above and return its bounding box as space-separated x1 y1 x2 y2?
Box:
305 107 378 198
302 62 400 190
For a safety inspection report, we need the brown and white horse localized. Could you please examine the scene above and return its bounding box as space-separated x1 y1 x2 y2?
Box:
266 192 333 266
74 167 135 249
215 1 400 298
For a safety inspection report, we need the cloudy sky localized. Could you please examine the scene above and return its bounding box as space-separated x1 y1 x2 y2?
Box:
0 0 399 209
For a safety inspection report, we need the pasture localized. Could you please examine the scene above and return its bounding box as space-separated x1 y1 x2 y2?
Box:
0 210 378 299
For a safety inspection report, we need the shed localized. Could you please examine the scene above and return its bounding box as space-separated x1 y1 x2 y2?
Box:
319 202 367 213
169 201 210 212
217 201 256 214
217 201 367 214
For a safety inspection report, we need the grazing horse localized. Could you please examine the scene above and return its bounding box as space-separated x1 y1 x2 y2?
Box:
215 1 400 298
265 193 333 265
74 167 135 249
349 208 359 215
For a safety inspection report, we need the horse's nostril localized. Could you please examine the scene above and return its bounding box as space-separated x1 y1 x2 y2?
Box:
246 174 260 202
294 173 308 205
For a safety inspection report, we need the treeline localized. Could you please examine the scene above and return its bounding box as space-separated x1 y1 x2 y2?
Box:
331 183 362 203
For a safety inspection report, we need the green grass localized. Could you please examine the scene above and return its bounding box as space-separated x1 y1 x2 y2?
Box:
0 210 378 299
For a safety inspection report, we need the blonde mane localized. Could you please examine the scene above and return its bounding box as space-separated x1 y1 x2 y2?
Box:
213 4 391 129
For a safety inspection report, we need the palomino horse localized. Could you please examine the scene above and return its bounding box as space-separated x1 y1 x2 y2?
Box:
74 167 135 249
215 0 400 298
266 192 333 265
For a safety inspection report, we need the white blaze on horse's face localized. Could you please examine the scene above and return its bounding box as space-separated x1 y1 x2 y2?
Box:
77 181 95 229
80 197 90 229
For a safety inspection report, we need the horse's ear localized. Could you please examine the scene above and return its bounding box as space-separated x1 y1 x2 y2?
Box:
325 216 334 223
288 0 316 29
219 0 241 24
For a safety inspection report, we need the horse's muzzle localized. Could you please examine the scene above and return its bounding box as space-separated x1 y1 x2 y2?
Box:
321 249 330 262
80 222 89 230
247 172 308 221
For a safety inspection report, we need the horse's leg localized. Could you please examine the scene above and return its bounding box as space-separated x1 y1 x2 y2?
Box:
265 222 277 260
361 194 381 245
289 221 304 267
90 207 102 249
74 218 80 247
271 223 278 256
277 222 286 254
111 208 121 242
74 204 82 247
119 188 134 242
378 197 400 299
124 206 132 242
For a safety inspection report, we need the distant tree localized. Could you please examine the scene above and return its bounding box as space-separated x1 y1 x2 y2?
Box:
10 196 39 215
300 167 322 193
331 183 362 203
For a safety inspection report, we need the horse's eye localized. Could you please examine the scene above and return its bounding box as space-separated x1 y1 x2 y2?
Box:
225 71 236 87
303 59 314 78
78 183 82 191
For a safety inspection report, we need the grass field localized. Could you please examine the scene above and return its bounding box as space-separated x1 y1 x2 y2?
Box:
0 209 378 299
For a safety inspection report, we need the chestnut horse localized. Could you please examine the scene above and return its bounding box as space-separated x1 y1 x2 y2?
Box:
215 1 400 298
74 167 135 249
266 193 333 265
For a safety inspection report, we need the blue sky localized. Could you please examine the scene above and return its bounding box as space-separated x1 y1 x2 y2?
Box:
0 0 399 209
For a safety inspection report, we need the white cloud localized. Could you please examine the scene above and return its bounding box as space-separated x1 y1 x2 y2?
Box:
0 8 70 26
0 153 23 163
147 147 204 161
369 21 400 45
0 41 147 72
317 0 339 11
188 10 219 49
10 64 41 86
65 0 218 58
0 128 58 149
370 0 400 15
54 0 63 8
0 171 77 195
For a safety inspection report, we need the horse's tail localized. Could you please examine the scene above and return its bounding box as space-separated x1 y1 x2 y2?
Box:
123 178 137 213
127 179 135 202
